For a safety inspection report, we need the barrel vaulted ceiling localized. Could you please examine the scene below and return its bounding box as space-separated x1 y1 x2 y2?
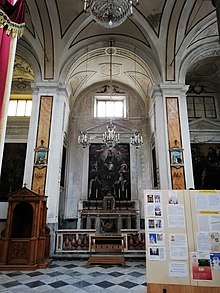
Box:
16 0 219 100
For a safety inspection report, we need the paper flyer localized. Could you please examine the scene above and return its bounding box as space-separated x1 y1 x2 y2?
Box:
167 204 185 228
147 204 162 217
210 253 220 270
169 262 188 277
147 218 164 230
147 193 162 204
146 193 163 217
195 192 220 211
168 190 179 205
148 232 165 246
191 252 212 281
169 233 188 260
197 214 220 232
148 247 166 260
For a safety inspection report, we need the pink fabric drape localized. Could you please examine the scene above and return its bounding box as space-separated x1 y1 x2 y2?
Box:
0 27 11 122
0 0 25 24
0 0 25 122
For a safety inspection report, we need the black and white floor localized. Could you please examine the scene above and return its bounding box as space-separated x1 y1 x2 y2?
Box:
0 260 147 292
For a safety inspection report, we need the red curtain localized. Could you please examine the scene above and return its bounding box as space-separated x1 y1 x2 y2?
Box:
0 0 25 24
0 0 25 122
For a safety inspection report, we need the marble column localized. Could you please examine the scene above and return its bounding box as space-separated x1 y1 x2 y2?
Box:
152 83 194 190
23 82 70 253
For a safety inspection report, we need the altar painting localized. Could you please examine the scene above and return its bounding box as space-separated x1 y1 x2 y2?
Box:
88 143 131 200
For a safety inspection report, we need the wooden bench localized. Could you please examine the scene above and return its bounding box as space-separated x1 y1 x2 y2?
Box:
88 235 125 266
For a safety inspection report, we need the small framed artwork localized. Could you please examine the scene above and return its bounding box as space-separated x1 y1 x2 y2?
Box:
170 140 184 166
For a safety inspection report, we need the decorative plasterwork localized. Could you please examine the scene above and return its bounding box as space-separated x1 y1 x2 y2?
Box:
189 118 220 131
6 118 30 139
70 71 96 95
68 47 154 103
13 55 34 81
100 63 121 77
192 49 220 65
189 21 218 47
11 56 34 92
125 71 152 96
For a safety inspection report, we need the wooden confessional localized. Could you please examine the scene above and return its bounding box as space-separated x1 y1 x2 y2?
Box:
0 186 51 270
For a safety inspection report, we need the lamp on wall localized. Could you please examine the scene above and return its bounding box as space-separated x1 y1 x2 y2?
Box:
130 131 143 149
78 131 91 148
83 0 140 28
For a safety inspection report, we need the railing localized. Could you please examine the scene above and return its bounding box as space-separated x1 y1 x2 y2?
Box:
55 229 145 253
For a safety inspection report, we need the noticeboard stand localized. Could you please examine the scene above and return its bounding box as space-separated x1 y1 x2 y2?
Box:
144 190 220 293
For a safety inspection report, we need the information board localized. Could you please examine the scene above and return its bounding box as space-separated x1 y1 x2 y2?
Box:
144 190 220 288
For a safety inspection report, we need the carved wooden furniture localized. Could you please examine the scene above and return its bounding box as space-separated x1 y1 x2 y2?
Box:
88 235 125 266
0 186 51 270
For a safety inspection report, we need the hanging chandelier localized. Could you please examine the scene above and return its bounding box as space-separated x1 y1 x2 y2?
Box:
103 120 120 147
78 120 143 149
83 0 140 28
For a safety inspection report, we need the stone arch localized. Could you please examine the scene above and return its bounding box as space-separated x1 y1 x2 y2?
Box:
178 43 220 84
61 45 161 101
64 46 161 124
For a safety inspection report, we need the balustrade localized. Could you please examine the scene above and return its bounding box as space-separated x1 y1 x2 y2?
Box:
56 229 145 253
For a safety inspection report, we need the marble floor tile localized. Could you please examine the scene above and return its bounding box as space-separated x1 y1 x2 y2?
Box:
0 259 147 292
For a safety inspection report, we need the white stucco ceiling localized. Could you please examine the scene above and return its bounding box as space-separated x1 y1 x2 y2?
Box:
14 0 219 99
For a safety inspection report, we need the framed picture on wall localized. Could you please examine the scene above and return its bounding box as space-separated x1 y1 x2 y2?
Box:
88 143 131 200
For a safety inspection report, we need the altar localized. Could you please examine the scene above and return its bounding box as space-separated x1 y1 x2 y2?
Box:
79 195 140 234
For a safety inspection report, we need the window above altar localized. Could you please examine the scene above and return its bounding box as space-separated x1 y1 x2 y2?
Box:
94 95 126 118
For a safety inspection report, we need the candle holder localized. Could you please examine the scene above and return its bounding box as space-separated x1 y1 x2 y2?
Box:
88 196 91 210
118 192 121 210
125 189 128 210
95 189 98 209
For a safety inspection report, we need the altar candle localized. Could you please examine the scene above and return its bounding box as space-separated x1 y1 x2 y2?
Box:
126 189 128 199
96 188 98 198
118 189 120 199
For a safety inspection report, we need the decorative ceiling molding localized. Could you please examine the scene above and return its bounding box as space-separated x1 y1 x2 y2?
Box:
13 55 34 81
125 71 152 96
189 118 220 131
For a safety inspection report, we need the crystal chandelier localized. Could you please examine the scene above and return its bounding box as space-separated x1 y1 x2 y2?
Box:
103 121 120 147
130 131 143 149
78 121 143 149
83 0 139 28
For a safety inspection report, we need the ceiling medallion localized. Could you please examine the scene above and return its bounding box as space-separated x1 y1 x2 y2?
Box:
83 0 139 28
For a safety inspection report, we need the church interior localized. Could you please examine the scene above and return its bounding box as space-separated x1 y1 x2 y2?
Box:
0 0 220 274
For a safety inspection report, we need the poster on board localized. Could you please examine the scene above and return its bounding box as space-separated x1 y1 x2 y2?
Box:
191 252 212 281
210 253 220 270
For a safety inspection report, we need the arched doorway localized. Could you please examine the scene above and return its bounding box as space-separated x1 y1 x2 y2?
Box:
186 57 220 189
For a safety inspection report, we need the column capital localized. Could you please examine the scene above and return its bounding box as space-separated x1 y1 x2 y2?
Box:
151 83 189 98
31 81 71 97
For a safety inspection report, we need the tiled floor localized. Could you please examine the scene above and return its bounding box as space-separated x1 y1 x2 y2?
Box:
0 259 147 292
